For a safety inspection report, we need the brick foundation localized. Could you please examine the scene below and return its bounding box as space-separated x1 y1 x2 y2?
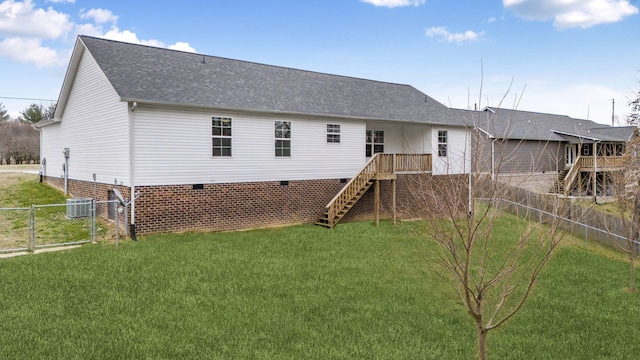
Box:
44 174 468 235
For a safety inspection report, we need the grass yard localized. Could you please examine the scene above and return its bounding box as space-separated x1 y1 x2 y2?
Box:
0 218 639 359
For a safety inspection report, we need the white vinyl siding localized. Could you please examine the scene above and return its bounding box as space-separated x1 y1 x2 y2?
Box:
132 106 366 185
365 123 405 155
40 49 130 185
431 127 470 175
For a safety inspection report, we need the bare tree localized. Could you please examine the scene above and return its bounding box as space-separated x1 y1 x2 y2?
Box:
629 85 640 126
0 120 40 164
406 111 571 360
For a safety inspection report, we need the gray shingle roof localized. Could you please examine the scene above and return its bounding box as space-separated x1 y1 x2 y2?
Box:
470 107 634 142
79 36 455 124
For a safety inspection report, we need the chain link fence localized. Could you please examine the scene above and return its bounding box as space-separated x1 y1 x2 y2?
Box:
0 199 125 254
478 181 640 255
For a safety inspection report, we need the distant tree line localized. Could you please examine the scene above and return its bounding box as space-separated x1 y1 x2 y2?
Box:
0 102 55 165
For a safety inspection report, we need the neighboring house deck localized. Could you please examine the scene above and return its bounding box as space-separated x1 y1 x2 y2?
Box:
470 107 636 198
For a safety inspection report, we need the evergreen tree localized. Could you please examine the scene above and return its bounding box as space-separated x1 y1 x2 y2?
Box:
0 102 9 122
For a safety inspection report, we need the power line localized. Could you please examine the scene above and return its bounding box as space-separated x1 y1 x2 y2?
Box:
0 96 57 102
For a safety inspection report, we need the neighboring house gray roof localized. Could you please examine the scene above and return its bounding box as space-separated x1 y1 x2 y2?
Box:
471 107 634 143
75 35 456 125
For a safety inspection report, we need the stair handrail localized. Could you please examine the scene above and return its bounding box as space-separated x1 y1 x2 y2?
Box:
563 156 582 195
325 154 381 224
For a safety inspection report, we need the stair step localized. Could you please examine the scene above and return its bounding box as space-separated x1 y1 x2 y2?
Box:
317 169 379 229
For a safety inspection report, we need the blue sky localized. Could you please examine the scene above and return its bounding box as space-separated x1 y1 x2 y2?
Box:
0 0 638 124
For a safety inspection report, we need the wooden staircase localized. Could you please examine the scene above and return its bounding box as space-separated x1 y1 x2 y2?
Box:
549 169 568 194
315 154 380 229
550 157 584 195
315 179 374 228
315 153 432 229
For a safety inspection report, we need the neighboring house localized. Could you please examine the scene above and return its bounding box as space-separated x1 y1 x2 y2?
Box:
470 107 636 196
34 36 471 234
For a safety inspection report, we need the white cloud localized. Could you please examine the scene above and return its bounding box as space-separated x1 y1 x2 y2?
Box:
0 37 67 67
0 0 73 39
503 0 639 29
73 22 103 37
0 1 195 67
487 17 497 23
169 41 196 53
103 28 196 52
360 0 426 8
102 28 161 47
79 8 118 24
425 26 484 44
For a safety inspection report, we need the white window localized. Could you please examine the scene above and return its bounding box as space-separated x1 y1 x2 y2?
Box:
438 130 448 157
212 117 232 157
327 124 340 143
275 121 291 157
366 130 384 157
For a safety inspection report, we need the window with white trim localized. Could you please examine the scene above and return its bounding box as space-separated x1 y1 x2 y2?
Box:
275 121 291 157
212 117 232 157
438 130 448 157
366 130 384 157
327 124 340 143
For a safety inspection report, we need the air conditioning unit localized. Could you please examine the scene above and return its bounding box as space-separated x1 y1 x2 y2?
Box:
66 198 92 219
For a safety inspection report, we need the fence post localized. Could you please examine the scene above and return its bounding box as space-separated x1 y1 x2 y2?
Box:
115 202 120 249
28 205 35 252
91 199 97 244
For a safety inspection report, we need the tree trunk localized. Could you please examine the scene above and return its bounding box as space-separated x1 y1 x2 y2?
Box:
630 196 637 293
477 326 488 360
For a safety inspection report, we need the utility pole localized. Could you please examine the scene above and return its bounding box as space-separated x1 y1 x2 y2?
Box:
612 98 615 126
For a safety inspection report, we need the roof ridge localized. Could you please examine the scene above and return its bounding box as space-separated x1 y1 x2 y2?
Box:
79 35 420 90
487 106 573 118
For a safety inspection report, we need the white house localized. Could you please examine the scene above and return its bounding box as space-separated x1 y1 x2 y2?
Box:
35 36 471 234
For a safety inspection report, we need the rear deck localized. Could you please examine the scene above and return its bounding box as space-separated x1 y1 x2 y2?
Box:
316 153 432 228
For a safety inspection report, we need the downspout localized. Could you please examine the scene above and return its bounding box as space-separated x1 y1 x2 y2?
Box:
593 140 599 204
491 138 496 181
129 102 137 240
63 147 70 195
468 129 473 216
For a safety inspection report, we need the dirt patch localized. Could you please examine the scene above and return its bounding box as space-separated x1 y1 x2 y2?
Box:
0 172 37 187
0 245 82 259
496 173 558 194
0 164 39 171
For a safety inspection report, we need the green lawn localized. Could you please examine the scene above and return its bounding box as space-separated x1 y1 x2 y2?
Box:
1 219 639 359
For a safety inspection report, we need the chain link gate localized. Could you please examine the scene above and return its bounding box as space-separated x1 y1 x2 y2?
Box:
1 200 123 254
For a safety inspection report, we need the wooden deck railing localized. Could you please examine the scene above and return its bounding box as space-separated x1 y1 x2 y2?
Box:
579 156 625 169
321 153 432 228
562 155 627 195
374 154 433 174
394 154 433 173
